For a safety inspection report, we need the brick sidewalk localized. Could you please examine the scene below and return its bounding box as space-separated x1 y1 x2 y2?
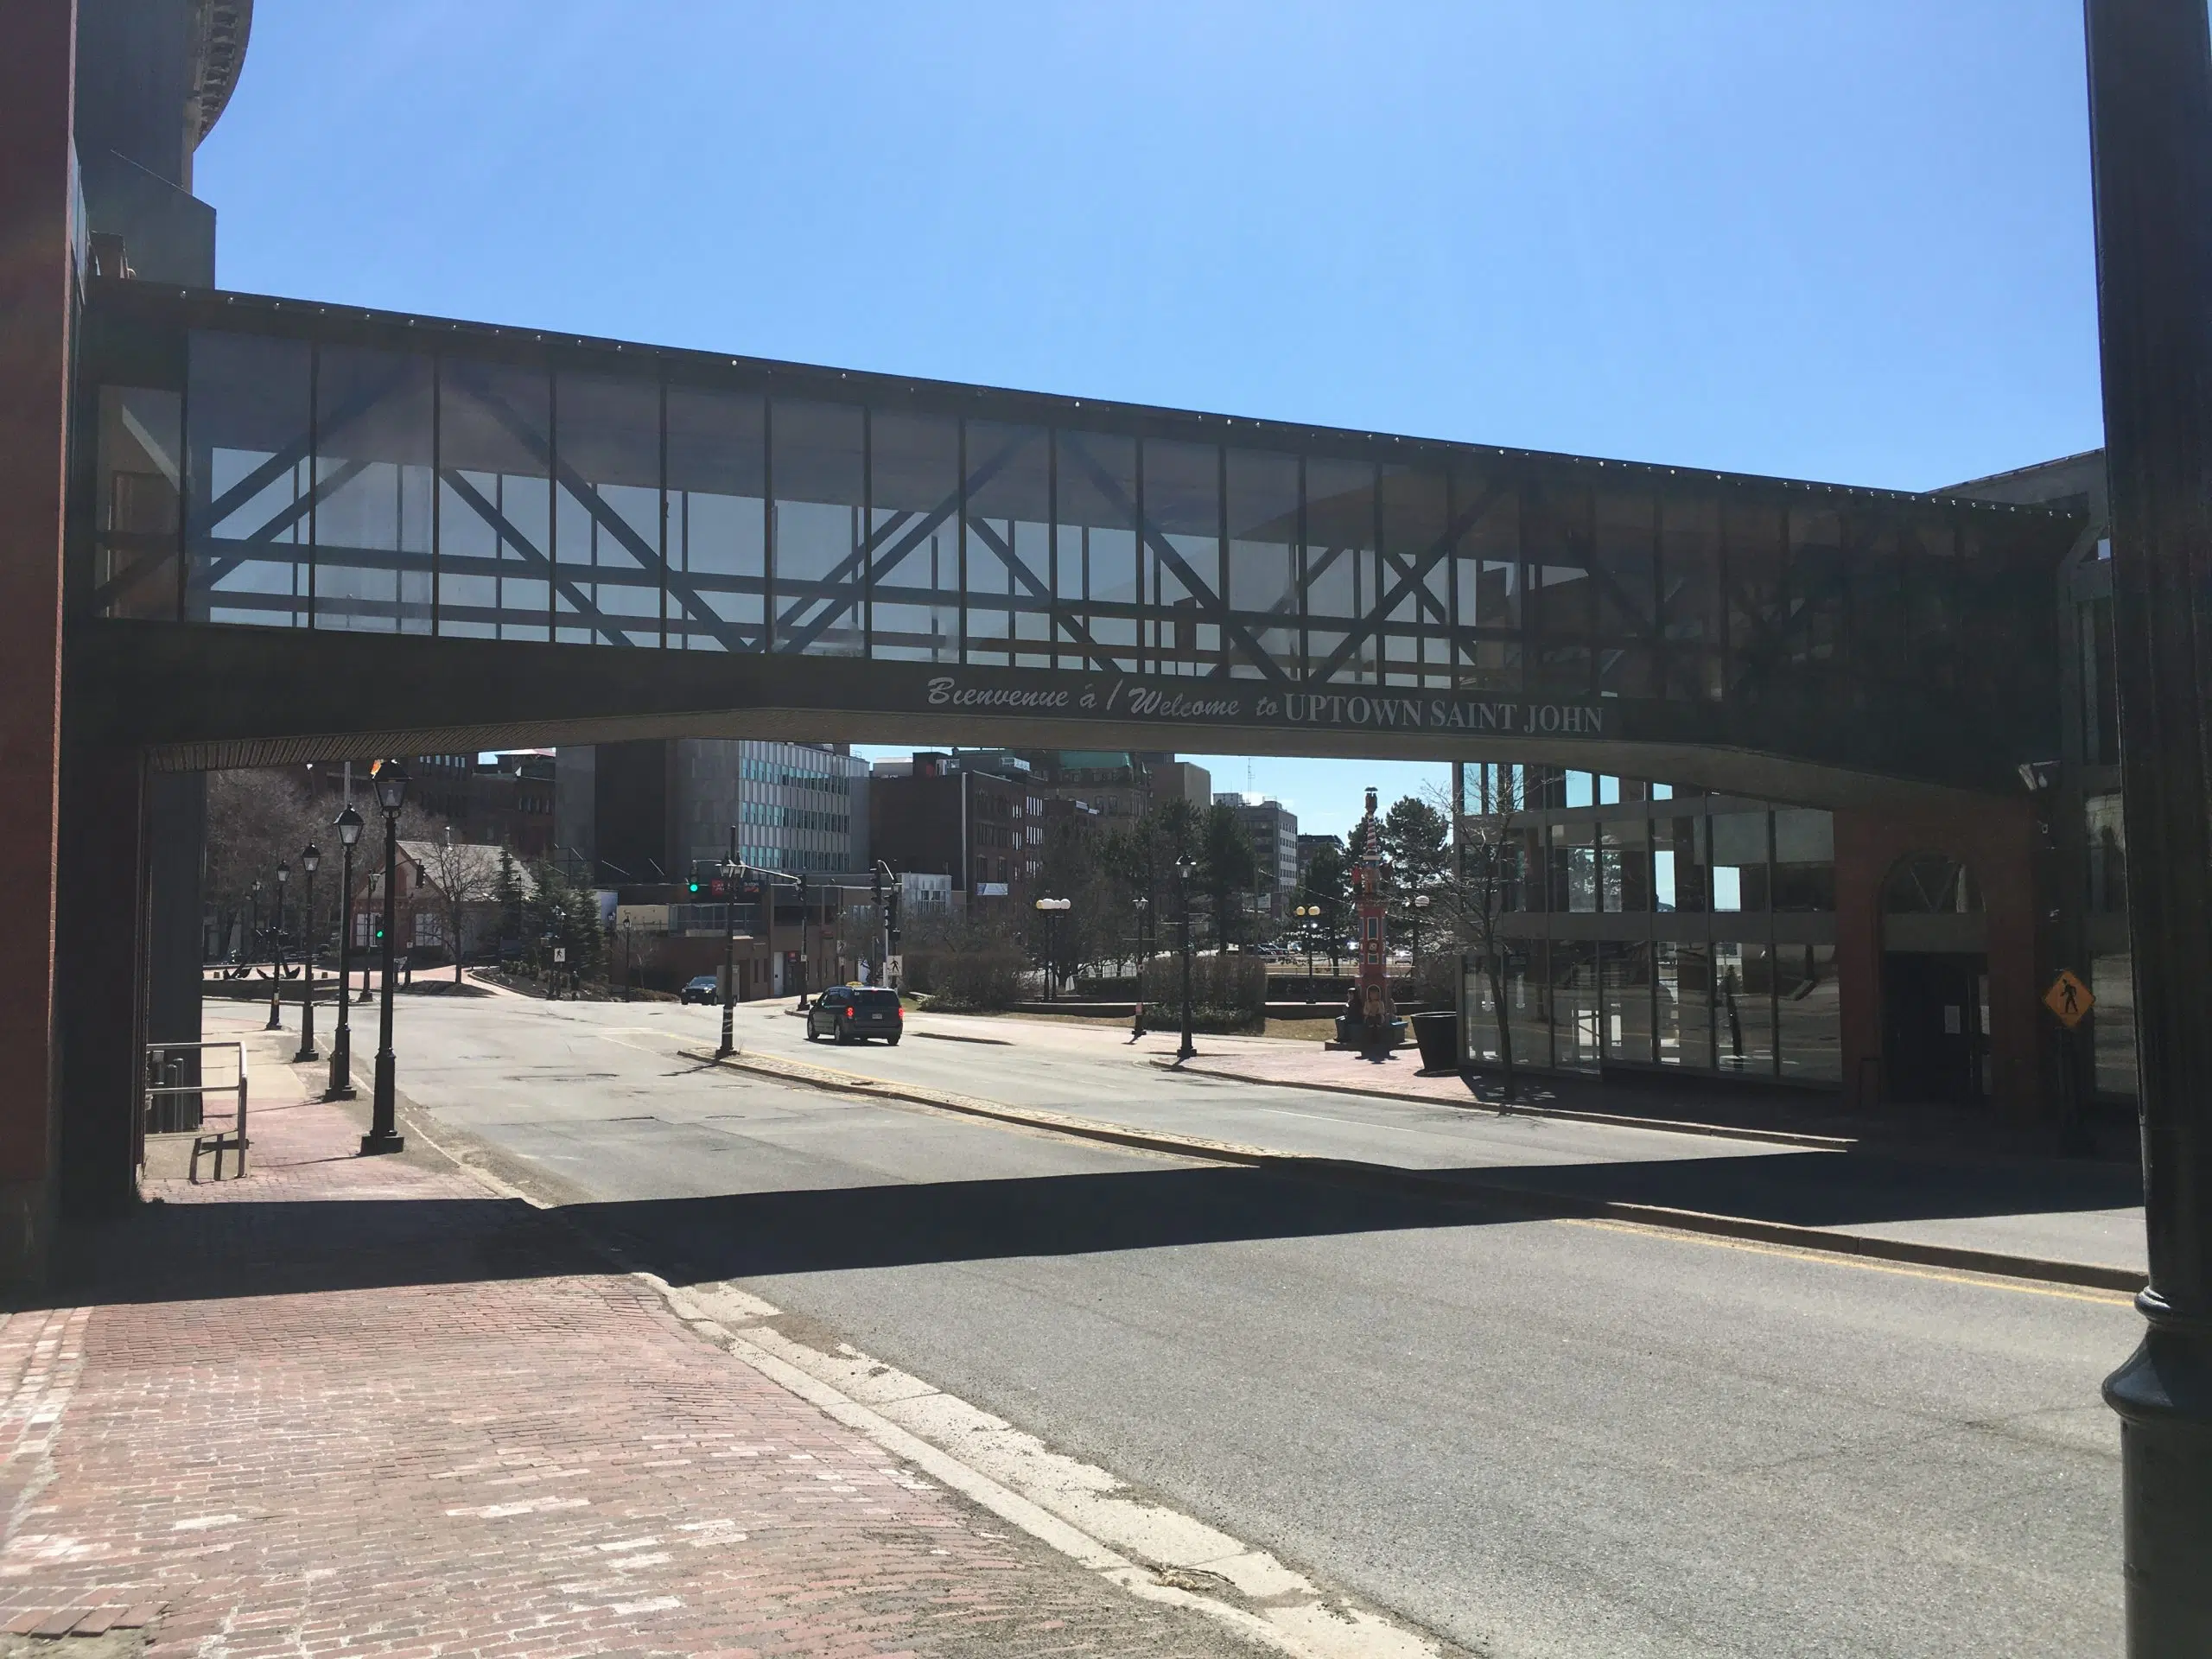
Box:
0 1037 1264 1657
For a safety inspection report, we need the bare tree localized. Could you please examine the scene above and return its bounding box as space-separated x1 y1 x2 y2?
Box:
407 827 506 983
1419 767 1529 1103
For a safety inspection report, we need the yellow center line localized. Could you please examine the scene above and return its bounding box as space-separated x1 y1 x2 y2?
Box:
1560 1215 2137 1306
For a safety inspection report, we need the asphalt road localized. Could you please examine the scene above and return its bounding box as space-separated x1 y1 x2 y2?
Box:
381 990 2132 1659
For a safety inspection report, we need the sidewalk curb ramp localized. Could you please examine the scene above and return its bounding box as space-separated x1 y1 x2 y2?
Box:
682 1047 2145 1298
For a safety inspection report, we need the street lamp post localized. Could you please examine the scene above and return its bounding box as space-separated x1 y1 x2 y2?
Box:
2083 6 2212 1647
1295 904 1319 1001
718 830 739 1059
363 760 408 1155
246 878 260 977
294 843 321 1062
1412 891 1432 988
326 806 362 1101
796 874 812 1011
1174 857 1197 1061
266 860 289 1030
1033 896 1071 1001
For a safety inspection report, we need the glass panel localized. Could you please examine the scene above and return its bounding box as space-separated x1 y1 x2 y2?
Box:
1708 811 1769 913
1505 939 1550 1071
2092 950 2137 1098
187 331 312 626
1566 771 1593 809
438 359 551 640
1452 468 1520 691
1656 816 1707 912
2087 793 2126 913
1057 430 1138 670
1776 944 1840 1083
1660 492 1720 658
666 385 765 652
1144 438 1221 677
1524 483 1592 694
1553 941 1601 1072
1305 457 1377 683
1716 942 1776 1075
1601 942 1653 1064
1656 942 1713 1069
311 348 433 634
93 386 181 619
1784 505 1846 673
1602 818 1649 912
772 400 864 656
1772 809 1834 912
1595 487 1656 696
873 410 964 663
1725 500 1784 700
1380 465 1452 686
556 373 661 647
1550 822 1597 913
1226 448 1299 681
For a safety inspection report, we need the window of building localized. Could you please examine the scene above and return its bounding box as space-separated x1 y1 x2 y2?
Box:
1714 942 1775 1075
2087 794 2126 913
1775 944 1840 1083
1708 813 1770 912
1771 809 1834 912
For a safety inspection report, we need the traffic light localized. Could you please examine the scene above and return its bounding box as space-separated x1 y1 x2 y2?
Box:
687 877 702 896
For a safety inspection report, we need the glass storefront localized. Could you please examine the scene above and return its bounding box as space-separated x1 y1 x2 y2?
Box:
1464 779 1836 1087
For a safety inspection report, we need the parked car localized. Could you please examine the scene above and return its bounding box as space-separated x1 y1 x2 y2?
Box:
679 974 719 1005
806 985 904 1045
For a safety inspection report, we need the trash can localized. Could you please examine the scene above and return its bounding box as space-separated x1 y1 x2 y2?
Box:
1411 1009 1459 1073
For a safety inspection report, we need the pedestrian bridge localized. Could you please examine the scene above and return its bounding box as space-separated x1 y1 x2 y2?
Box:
71 280 2083 804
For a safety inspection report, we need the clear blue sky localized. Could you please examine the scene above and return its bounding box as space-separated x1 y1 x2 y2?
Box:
199 3 2102 838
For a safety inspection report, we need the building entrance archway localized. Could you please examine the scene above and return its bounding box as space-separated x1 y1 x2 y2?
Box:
1879 853 1989 1104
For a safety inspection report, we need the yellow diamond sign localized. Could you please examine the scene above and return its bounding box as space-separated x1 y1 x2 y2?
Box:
2044 969 2094 1029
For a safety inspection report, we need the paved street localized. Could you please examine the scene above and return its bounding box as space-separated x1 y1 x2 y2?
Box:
365 988 2133 1659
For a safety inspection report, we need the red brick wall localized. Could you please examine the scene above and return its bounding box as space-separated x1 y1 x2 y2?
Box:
1834 794 2042 1121
0 1 77 1275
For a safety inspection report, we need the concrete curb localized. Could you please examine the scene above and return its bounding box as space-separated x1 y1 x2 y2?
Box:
1154 1057 1858 1151
682 1047 2145 1297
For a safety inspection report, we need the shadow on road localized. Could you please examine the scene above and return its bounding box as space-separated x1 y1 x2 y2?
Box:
41 1147 2141 1308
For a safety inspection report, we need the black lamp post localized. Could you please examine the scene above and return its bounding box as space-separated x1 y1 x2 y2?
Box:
294 842 321 1062
363 760 408 1154
1295 903 1319 1001
1033 896 1071 1001
796 874 813 1011
718 831 739 1059
2084 5 2212 1647
1174 855 1197 1062
326 805 362 1101
266 860 289 1030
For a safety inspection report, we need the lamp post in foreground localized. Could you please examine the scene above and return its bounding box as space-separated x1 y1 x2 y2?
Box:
718 830 739 1059
2085 4 2212 1650
363 761 408 1154
1174 856 1197 1061
294 842 321 1062
326 806 362 1101
265 861 289 1030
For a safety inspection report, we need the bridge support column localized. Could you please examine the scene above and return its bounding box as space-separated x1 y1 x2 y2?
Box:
0 0 77 1281
146 771 205 1103
55 745 149 1218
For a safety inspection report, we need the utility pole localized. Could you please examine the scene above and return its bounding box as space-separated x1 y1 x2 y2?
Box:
2084 5 2212 1650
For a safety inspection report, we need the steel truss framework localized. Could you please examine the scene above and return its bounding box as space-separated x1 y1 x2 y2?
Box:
74 281 2082 789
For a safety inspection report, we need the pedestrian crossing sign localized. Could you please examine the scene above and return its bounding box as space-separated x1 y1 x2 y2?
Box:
2044 969 2093 1029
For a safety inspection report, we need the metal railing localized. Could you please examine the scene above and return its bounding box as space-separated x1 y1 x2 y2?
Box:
145 1040 248 1181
